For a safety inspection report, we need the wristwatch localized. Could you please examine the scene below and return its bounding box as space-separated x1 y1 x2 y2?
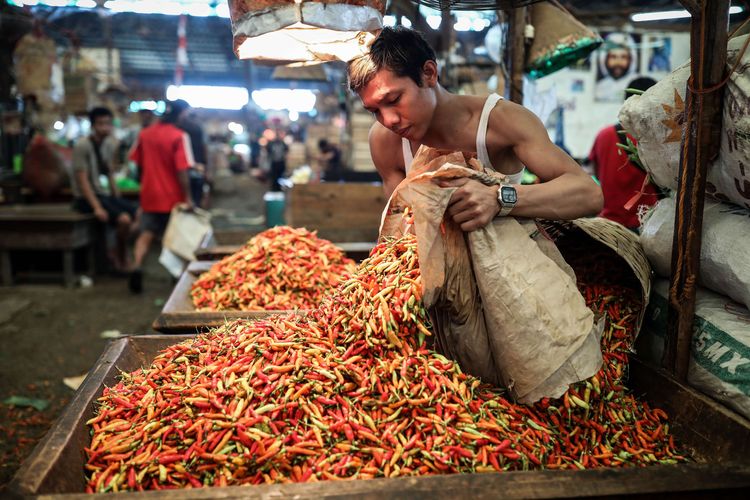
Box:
496 185 517 217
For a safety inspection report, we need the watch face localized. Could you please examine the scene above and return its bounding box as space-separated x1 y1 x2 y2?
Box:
501 186 517 204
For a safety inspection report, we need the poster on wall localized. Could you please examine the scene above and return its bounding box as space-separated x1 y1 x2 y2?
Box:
644 36 672 73
595 32 641 102
641 33 691 77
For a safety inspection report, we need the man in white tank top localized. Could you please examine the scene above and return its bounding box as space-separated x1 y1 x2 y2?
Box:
348 27 603 231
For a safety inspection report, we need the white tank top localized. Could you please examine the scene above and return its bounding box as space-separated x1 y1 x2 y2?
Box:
402 93 524 184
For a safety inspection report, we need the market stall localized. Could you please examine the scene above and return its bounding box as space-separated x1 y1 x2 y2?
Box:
3 0 750 497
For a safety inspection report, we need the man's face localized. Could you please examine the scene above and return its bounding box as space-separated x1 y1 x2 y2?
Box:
605 48 632 80
358 67 436 142
92 115 113 139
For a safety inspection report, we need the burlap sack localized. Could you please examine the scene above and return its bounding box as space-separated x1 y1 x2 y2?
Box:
380 147 602 403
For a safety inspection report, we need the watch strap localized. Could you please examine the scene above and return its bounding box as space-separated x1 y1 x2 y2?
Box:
498 203 514 217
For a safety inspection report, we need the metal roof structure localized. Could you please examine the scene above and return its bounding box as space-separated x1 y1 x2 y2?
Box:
18 2 749 95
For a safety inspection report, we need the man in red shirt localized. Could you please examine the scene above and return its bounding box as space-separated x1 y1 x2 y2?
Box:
128 99 195 293
589 77 660 230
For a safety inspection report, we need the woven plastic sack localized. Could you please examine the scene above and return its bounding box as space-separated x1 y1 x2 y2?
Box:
619 34 750 209
640 196 750 310
638 279 750 420
380 147 602 403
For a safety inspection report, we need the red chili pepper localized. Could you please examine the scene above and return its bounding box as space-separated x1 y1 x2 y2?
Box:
85 226 687 492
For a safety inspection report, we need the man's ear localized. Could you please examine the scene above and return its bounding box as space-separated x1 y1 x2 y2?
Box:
422 60 439 87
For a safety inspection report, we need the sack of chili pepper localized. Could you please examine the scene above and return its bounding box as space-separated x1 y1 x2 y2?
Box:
84 227 686 492
190 226 356 311
380 146 603 404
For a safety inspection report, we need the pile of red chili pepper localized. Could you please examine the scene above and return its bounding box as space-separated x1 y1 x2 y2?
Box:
190 226 355 311
85 233 686 492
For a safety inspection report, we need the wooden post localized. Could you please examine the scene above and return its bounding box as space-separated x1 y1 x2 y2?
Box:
440 9 455 89
508 7 527 104
665 0 729 379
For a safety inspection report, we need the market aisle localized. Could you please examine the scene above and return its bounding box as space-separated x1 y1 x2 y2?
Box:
0 172 269 491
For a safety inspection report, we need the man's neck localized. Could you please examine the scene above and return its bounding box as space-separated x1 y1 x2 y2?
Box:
91 134 106 144
420 86 468 148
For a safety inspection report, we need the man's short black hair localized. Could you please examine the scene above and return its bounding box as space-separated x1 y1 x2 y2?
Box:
88 106 113 125
318 139 329 150
162 99 190 124
625 77 657 100
348 27 437 92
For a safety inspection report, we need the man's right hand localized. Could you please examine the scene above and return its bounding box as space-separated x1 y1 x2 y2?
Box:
94 207 109 223
177 201 195 213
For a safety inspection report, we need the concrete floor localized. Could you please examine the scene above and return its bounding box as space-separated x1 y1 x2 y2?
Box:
0 173 269 491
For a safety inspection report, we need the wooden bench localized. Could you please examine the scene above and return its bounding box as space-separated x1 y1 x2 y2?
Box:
0 204 96 287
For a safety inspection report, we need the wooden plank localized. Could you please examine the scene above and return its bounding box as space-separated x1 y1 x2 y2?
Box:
680 0 701 15
0 220 94 250
629 356 750 462
10 335 750 497
286 183 385 242
508 6 526 104
33 464 750 499
666 1 730 379
0 204 94 222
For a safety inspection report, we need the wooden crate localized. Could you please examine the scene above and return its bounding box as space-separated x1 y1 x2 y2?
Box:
285 183 385 242
151 261 294 334
9 335 750 497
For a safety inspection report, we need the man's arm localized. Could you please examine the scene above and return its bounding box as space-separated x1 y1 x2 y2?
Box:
76 170 108 222
108 138 122 197
369 123 406 198
72 143 108 222
175 132 195 208
443 102 603 231
177 169 194 208
509 104 603 219
108 172 121 198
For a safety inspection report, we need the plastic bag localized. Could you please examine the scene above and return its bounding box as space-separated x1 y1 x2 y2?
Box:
162 206 212 263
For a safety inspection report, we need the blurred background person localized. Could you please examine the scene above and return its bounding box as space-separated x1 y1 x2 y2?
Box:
265 128 288 192
317 139 343 182
177 104 208 208
128 99 195 293
71 106 136 273
588 77 660 230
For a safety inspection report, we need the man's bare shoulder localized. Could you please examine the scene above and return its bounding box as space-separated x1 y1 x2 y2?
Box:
369 121 400 146
489 99 545 145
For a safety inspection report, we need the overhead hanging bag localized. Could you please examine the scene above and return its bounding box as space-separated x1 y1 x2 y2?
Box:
228 0 385 64
380 147 602 403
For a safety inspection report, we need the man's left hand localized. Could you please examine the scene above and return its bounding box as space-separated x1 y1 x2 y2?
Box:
438 177 500 232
